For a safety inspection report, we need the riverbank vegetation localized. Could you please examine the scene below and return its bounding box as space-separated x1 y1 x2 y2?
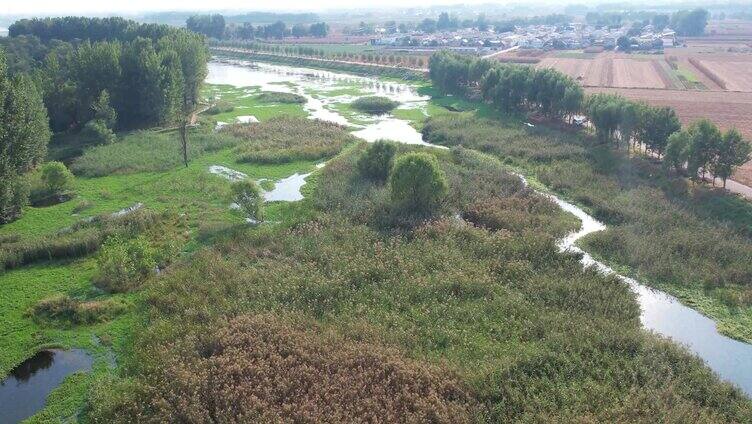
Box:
86 140 752 422
425 51 752 343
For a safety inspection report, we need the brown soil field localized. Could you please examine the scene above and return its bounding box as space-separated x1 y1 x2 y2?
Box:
611 58 666 89
696 60 752 92
586 87 752 185
706 20 752 36
539 55 671 89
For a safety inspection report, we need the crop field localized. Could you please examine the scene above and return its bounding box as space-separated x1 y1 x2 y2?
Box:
538 55 670 89
693 59 752 92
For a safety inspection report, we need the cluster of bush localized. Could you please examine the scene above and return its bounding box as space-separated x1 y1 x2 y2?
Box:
351 96 400 115
31 295 126 326
224 117 356 164
255 91 307 104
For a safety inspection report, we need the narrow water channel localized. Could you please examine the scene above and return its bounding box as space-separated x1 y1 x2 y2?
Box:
547 181 752 396
208 60 752 395
0 349 93 423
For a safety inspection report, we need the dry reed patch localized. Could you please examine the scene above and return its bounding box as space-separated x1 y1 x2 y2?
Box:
131 315 476 423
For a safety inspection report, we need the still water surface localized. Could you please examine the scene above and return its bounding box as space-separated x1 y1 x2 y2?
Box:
0 349 93 423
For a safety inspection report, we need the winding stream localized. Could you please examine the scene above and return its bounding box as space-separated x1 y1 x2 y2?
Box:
209 60 752 395
541 177 752 396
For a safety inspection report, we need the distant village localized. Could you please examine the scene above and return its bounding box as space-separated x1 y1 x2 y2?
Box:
370 23 678 53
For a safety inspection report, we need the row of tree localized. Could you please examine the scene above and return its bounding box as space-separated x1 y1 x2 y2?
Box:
0 49 51 223
428 51 750 188
216 40 426 68
0 17 209 224
186 14 329 40
9 17 177 42
429 51 582 120
3 18 208 132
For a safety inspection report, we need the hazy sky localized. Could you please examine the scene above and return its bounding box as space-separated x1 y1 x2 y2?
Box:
3 0 528 16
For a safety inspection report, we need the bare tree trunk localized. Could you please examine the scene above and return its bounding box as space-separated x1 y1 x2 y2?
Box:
180 120 188 167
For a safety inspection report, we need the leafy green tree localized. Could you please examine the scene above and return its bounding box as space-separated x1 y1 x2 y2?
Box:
161 31 208 166
92 90 117 128
665 131 689 174
0 52 51 223
711 129 751 188
357 140 396 182
638 106 681 157
389 152 448 216
672 9 709 36
685 119 721 183
41 161 74 193
232 179 264 223
83 119 116 145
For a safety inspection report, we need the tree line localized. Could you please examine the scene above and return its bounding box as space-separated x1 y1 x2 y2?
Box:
430 51 582 120
186 14 329 40
428 51 750 188
3 18 207 132
0 17 208 224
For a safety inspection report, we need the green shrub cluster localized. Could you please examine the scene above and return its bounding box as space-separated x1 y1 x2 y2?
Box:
205 101 235 115
224 117 356 164
389 152 448 216
256 91 307 104
72 130 240 177
31 295 126 326
0 208 162 272
356 140 396 182
351 96 400 115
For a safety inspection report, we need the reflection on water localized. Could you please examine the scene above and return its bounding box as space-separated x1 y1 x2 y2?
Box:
0 349 93 423
549 184 752 396
208 60 435 146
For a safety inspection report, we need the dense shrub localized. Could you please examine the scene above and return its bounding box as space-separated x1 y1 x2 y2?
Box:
72 130 239 177
0 208 164 272
93 235 156 293
256 91 307 104
224 117 356 164
390 152 448 216
205 101 234 115
356 140 396 182
231 179 264 222
465 193 579 239
40 161 74 194
91 315 475 423
82 119 116 145
351 96 400 115
31 295 125 326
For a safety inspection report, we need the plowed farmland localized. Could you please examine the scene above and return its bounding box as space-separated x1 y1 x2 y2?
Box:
695 60 752 92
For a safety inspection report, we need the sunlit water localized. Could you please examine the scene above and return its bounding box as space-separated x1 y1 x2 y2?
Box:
208 61 752 395
0 350 93 423
516 173 752 395
207 60 436 146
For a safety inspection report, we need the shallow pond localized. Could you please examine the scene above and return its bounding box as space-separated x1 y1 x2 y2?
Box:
0 349 93 423
208 60 436 146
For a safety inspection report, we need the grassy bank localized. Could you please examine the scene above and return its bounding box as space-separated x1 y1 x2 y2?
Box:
85 142 752 422
421 111 752 344
0 89 342 421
